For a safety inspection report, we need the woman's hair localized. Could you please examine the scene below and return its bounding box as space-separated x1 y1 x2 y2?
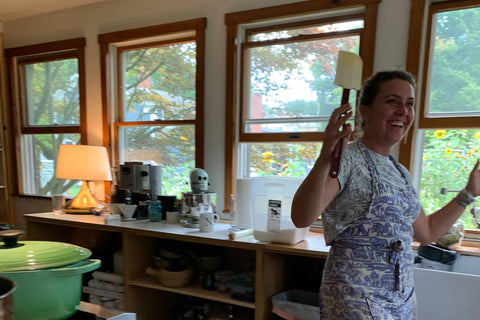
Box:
359 70 416 107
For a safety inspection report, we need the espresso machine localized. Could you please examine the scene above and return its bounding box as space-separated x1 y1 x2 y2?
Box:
181 168 216 228
115 161 162 219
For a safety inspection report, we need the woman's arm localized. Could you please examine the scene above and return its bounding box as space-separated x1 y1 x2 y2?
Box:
413 159 480 244
291 104 353 227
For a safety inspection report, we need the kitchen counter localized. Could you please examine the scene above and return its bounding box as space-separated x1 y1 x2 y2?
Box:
24 212 330 320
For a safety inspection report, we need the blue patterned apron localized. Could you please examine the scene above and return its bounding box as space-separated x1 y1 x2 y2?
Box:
320 145 420 320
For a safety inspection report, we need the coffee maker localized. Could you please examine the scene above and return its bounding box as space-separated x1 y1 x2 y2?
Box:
115 161 162 219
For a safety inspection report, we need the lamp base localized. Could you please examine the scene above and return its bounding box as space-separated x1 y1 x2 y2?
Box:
64 207 95 215
64 180 99 214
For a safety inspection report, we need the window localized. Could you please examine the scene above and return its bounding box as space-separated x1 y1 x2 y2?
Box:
409 2 480 230
224 1 380 211
99 18 206 198
6 38 86 197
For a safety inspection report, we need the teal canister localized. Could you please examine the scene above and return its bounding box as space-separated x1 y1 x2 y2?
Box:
148 200 162 222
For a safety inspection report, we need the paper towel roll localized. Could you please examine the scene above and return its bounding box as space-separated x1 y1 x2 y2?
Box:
236 178 253 229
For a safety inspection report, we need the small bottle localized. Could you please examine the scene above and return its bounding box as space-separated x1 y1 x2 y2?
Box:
148 200 162 222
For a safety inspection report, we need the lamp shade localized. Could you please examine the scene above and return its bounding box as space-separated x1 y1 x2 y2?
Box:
55 144 112 181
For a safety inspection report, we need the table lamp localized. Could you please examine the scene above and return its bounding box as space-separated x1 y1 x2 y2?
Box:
55 144 112 214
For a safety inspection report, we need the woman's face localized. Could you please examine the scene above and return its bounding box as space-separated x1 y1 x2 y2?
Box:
360 78 415 148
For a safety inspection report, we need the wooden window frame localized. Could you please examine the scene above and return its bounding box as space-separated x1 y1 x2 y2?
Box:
5 38 87 195
98 18 206 172
400 0 480 168
223 0 381 212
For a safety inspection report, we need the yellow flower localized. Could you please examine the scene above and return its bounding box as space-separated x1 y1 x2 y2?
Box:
434 130 446 138
475 132 480 139
180 136 188 141
445 148 452 154
262 151 273 159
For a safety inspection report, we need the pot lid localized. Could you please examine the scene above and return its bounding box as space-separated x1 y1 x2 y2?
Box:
0 230 92 272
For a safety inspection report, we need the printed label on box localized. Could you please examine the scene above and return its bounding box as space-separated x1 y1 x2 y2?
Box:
267 199 281 232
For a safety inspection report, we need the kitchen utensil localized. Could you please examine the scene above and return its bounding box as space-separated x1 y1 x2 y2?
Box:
329 50 363 178
0 230 101 320
119 203 137 220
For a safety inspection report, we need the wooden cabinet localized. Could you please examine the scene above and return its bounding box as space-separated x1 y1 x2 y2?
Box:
24 213 329 320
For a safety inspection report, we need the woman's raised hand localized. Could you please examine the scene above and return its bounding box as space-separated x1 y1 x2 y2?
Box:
319 103 353 163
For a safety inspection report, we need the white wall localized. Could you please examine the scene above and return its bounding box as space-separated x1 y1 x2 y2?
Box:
3 0 411 212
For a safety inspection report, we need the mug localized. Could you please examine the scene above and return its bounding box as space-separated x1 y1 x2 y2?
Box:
199 212 220 232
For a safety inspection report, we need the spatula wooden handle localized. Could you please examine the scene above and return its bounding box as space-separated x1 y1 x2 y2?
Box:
329 88 350 178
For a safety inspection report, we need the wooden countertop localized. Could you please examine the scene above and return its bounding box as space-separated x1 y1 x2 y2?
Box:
24 212 480 257
24 212 331 257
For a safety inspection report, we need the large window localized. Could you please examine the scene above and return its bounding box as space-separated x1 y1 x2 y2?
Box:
412 2 480 230
6 38 86 197
224 1 380 211
99 18 206 198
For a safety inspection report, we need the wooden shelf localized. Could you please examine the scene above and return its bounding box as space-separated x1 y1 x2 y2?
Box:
129 276 255 309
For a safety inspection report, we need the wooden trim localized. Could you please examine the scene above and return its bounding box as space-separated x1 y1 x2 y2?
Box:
430 0 480 12
225 0 381 25
223 1 380 212
98 18 207 44
5 38 86 57
399 0 427 170
223 24 238 213
78 44 87 144
359 3 377 78
245 12 365 36
195 25 206 169
20 126 81 134
239 132 325 143
242 29 362 50
419 117 480 129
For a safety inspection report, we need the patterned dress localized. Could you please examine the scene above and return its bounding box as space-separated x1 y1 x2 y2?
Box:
320 141 421 319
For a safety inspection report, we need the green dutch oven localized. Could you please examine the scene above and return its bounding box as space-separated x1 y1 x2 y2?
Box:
0 230 101 320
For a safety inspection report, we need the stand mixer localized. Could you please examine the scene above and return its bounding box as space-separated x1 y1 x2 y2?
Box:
181 168 216 228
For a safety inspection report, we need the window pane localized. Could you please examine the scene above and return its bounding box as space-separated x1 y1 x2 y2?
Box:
121 42 196 121
119 125 194 197
245 36 359 133
21 134 81 196
24 59 80 126
419 129 480 229
245 142 322 177
426 7 480 116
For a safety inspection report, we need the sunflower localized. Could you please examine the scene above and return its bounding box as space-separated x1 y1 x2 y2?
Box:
434 130 446 138
475 131 480 139
262 151 273 161
445 148 452 154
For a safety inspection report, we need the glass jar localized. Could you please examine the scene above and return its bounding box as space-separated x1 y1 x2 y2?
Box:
148 200 162 222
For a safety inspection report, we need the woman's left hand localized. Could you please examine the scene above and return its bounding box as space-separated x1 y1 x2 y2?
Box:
465 159 480 197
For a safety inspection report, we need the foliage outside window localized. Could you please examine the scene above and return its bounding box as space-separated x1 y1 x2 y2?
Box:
417 5 480 230
6 38 86 197
99 19 206 198
238 14 363 178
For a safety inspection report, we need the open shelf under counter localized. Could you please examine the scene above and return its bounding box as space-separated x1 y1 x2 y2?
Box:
129 276 255 309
